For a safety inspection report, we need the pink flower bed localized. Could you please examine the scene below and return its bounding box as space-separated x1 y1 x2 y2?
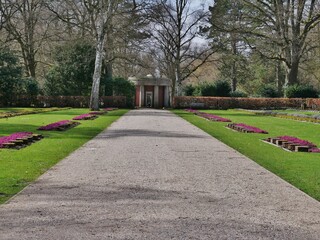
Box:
185 109 231 122
89 111 104 115
73 114 96 120
232 123 268 134
277 136 320 152
197 112 232 122
185 108 199 114
103 107 118 111
38 120 72 130
0 132 33 148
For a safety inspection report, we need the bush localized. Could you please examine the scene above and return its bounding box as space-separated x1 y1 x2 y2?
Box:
195 80 231 97
0 47 23 106
104 77 135 107
183 84 195 96
285 85 318 98
230 90 248 98
44 40 96 96
214 80 231 97
200 83 217 96
258 85 280 98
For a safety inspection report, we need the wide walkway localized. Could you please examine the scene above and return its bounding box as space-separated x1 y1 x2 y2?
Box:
0 109 320 239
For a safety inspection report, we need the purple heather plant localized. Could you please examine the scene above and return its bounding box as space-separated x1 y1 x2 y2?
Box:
271 135 320 153
72 114 93 120
233 123 268 134
197 112 232 122
0 132 33 148
185 108 199 114
89 111 103 115
278 136 316 147
38 120 71 130
103 107 118 111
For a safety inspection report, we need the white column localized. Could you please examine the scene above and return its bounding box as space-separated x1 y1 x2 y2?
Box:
139 85 144 107
154 85 159 108
164 86 169 107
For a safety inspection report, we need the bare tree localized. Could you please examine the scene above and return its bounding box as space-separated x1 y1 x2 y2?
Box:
241 0 320 87
48 0 146 110
0 0 53 78
147 0 215 97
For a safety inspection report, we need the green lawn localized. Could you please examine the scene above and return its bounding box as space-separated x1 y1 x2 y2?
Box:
0 108 128 204
174 109 320 201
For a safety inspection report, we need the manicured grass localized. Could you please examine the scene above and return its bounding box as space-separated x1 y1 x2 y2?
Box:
174 109 320 201
0 108 128 204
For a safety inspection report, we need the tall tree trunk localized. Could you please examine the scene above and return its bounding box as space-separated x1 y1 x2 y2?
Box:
284 59 299 88
231 61 237 92
230 33 237 92
90 31 105 110
275 61 282 94
104 61 113 95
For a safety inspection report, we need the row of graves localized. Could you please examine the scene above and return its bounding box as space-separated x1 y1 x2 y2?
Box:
185 109 320 153
0 108 118 150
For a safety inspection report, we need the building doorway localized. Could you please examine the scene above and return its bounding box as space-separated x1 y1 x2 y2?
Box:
146 91 153 107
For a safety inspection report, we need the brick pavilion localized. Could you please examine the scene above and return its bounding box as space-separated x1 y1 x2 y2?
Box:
129 75 171 108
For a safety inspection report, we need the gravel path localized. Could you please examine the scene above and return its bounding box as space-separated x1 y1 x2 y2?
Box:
0 108 319 240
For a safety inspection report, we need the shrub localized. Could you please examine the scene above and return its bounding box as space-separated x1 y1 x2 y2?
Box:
230 90 248 98
104 77 135 107
214 80 231 97
183 84 195 96
258 85 280 98
285 85 318 98
200 83 217 96
0 47 23 106
44 40 96 96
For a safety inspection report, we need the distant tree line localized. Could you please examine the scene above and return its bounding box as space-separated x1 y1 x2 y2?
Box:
0 0 319 107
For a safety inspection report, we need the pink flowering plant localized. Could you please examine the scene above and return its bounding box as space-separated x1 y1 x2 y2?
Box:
38 120 73 130
277 136 320 153
73 114 97 120
103 107 118 111
196 112 231 122
185 109 231 122
0 132 34 148
89 111 104 115
185 108 199 114
228 123 268 134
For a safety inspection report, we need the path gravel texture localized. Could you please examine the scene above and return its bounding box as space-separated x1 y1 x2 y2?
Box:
0 108 320 240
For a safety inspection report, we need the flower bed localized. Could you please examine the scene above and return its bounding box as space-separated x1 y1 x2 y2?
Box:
185 108 199 114
0 108 71 120
0 132 43 149
72 114 98 120
103 107 118 111
38 120 80 131
264 136 320 153
89 111 105 115
197 112 232 122
227 123 268 134
185 109 231 122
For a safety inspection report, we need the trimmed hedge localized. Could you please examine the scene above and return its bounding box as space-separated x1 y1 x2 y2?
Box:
9 96 128 108
173 96 306 110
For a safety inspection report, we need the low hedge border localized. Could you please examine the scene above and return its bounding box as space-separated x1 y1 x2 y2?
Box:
174 97 320 110
0 108 71 119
